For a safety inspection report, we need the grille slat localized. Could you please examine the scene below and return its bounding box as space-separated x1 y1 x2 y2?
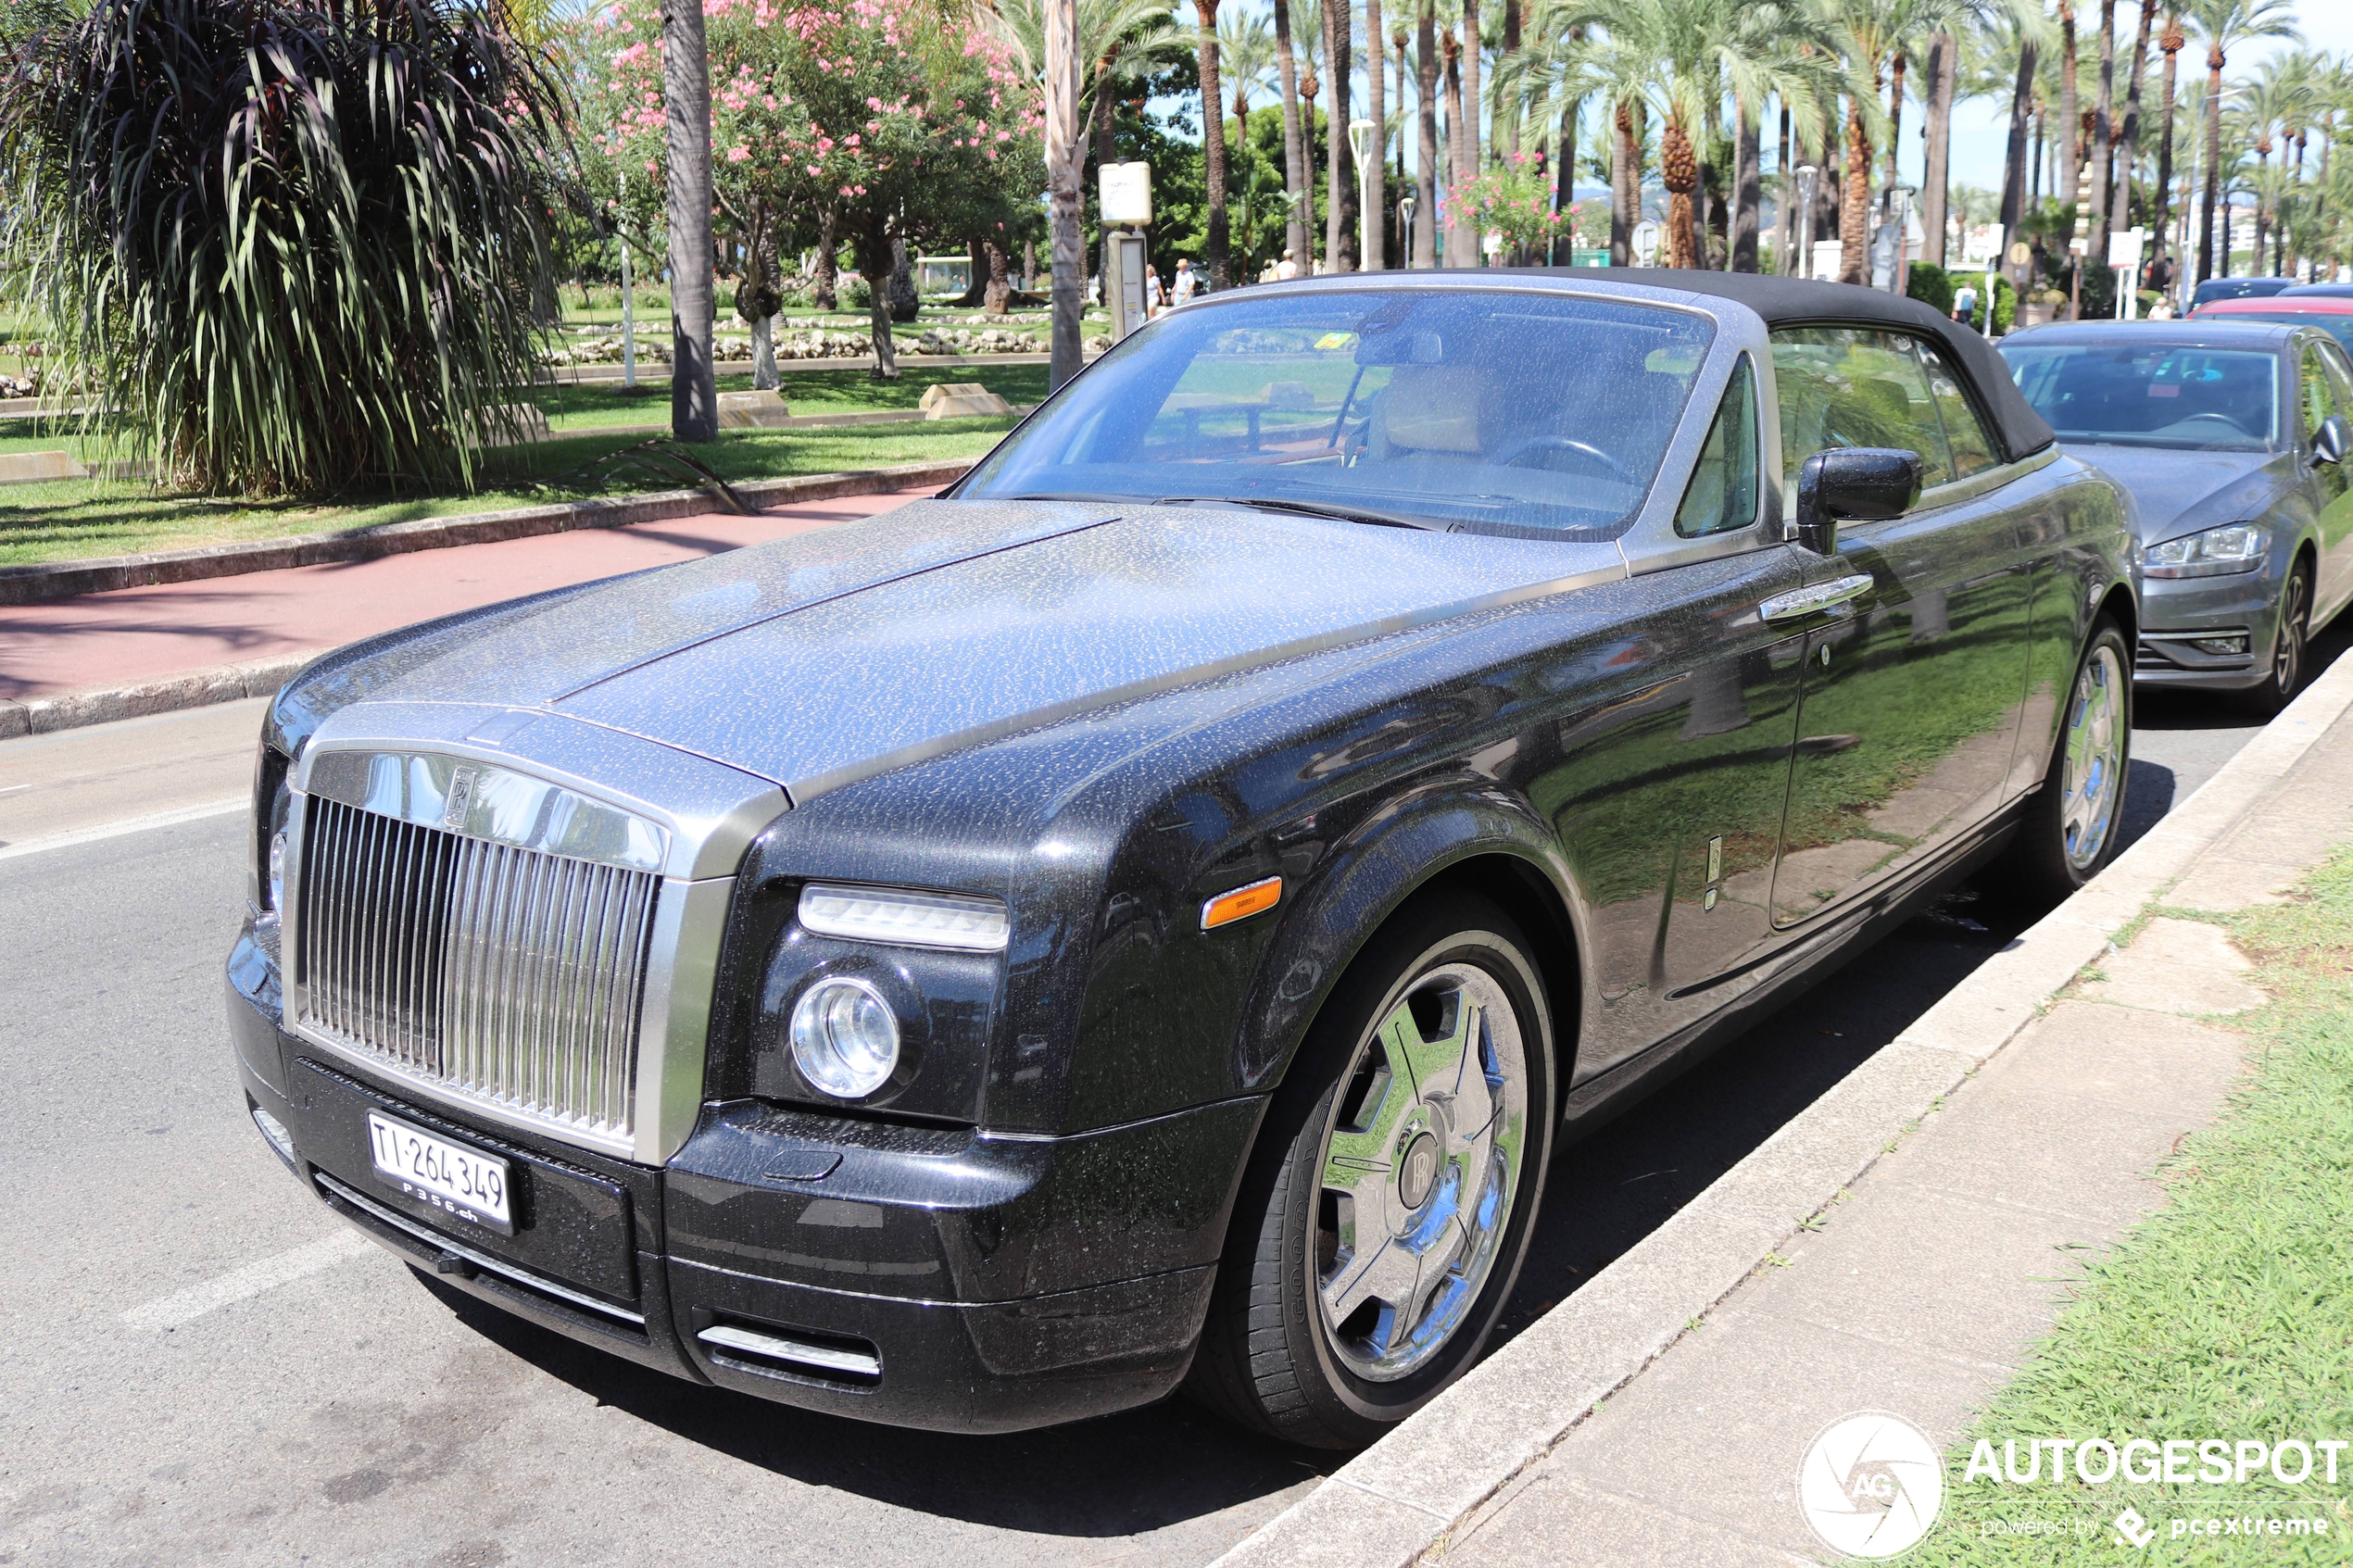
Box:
296 797 656 1148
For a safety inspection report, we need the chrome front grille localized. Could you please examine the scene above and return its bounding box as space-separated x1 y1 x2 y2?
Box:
296 796 659 1148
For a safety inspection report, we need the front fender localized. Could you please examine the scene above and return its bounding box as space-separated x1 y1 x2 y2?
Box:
1232 773 1587 1102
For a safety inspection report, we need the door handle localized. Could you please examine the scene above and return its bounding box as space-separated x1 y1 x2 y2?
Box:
1760 573 1876 622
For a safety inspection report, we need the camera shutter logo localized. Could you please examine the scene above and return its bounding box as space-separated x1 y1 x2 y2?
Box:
1798 1411 1946 1559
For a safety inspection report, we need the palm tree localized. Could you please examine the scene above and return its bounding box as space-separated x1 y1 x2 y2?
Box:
663 0 716 439
1221 9 1279 270
2187 0 2297 282
2238 59 2304 273
2153 11 2183 279
1192 0 1233 288
1274 0 1312 262
1827 0 1946 284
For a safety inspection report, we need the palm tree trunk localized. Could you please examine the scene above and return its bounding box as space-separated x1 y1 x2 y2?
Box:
1500 0 1521 159
2198 46 2222 282
1460 0 1483 187
1733 96 1762 273
1044 0 1084 387
813 204 838 309
1446 31 1472 263
1921 31 1956 266
1093 58 1115 170
1416 6 1440 267
2152 22 2179 272
661 0 716 441
1322 0 1355 270
1194 0 1231 288
1839 90 1872 284
1364 0 1387 267
1611 96 1634 266
1556 94 1579 264
2089 0 2116 257
2118 1 2155 239
1885 53 1906 195
2057 0 2080 209
2001 44 2036 245
1274 0 1310 261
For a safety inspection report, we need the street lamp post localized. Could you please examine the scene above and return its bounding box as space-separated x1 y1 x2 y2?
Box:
617 169 637 390
1349 119 1378 270
1400 191 1418 270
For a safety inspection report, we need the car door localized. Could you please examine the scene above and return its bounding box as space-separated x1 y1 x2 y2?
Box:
1763 326 2037 929
2299 337 2353 621
1531 352 1813 1081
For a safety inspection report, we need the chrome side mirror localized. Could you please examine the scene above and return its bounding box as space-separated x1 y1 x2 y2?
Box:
1791 447 1925 555
2314 414 2349 468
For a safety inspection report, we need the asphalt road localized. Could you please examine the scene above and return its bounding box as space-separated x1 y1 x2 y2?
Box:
1 629 2340 1567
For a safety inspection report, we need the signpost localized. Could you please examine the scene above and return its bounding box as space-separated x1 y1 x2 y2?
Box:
1099 162 1152 341
2108 227 2147 320
1632 220 1661 269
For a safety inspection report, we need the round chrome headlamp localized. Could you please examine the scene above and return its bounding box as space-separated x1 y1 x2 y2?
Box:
789 976 901 1098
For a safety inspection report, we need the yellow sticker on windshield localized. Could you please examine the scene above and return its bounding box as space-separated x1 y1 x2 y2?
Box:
1315 332 1360 351
1645 346 1704 375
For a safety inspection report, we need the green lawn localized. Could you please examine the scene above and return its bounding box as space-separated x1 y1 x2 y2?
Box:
1909 847 2353 1564
0 420 1013 567
532 364 1051 430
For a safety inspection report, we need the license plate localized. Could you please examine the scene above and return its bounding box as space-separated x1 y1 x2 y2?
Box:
366 1112 513 1235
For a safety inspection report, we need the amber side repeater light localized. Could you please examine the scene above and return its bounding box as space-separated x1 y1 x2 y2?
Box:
1201 875 1283 931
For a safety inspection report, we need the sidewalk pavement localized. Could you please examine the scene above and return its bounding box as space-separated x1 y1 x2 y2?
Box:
1219 655 2353 1568
0 484 930 712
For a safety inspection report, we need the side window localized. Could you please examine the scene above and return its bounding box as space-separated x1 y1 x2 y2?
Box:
1770 327 1955 495
2297 342 2339 441
2319 340 2353 417
1674 356 1760 538
1917 343 2001 479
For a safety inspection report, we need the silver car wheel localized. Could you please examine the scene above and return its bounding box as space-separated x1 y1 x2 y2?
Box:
1313 960 1529 1383
2060 642 2125 872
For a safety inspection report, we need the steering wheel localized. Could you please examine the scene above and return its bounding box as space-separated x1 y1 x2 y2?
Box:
2172 412 2250 436
1490 433 1642 484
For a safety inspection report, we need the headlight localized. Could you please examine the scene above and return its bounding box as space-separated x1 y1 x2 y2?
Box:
789 976 902 1098
799 883 1009 951
252 745 294 916
2144 522 2269 579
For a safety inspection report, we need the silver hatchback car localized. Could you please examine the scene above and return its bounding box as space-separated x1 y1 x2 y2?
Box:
1999 320 2353 711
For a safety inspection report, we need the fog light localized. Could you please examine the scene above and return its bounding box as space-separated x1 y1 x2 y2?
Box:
789 976 900 1098
2189 634 2250 657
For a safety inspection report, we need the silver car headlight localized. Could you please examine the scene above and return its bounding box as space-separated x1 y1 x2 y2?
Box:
2143 521 2269 579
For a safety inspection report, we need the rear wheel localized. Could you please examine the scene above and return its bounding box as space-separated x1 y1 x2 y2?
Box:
1988 618 2131 909
1187 896 1554 1449
2240 558 2312 718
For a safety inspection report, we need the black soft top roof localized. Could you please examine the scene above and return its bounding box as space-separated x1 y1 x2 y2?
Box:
1568 270 2057 464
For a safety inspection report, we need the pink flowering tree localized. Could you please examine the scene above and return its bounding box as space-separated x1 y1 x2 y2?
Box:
595 0 1039 380
1448 152 1574 261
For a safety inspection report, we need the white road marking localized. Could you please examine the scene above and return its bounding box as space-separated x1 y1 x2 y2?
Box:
123 1232 376 1331
0 797 245 862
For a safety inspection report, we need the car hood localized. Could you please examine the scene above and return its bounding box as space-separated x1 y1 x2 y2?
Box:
2063 444 2291 546
316 498 1626 803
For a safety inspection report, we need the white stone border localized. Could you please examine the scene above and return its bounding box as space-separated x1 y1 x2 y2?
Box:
1212 652 2353 1568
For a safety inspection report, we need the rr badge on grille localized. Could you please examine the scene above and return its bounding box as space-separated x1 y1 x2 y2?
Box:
442 766 478 830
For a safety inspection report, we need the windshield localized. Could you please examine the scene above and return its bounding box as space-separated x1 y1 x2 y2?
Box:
2000 343 2281 450
957 289 1716 539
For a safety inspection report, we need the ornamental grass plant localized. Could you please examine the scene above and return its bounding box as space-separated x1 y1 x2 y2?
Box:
0 0 572 498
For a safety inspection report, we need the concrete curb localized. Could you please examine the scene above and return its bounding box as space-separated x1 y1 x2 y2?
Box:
1210 654 2353 1568
0 458 973 607
0 653 321 740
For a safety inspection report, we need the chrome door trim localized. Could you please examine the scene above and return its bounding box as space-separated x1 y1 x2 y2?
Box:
1760 573 1876 621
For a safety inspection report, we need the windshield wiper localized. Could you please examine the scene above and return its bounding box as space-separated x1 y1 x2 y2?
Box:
1154 495 1450 532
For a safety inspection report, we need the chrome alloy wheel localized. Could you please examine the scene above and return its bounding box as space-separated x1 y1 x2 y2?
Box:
2273 568 2311 698
2060 643 2126 872
1313 962 1529 1383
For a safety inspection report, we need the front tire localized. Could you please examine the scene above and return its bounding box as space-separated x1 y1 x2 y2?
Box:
2240 558 2312 718
1991 617 2132 908
1187 896 1555 1449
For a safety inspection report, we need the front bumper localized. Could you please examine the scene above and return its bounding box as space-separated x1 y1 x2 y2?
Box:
2132 563 2281 691
227 928 1257 1434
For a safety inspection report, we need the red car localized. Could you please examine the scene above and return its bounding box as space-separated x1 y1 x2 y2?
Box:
2193 293 2353 358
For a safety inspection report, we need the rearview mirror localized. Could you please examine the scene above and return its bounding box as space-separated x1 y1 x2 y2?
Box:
1792 448 1925 555
2314 414 2349 467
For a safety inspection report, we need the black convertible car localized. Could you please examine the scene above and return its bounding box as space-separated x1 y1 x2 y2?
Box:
226 271 2134 1449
